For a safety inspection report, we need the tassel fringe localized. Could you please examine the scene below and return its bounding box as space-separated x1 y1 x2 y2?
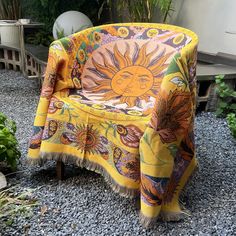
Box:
28 152 198 227
28 152 139 198
160 207 191 222
139 206 191 228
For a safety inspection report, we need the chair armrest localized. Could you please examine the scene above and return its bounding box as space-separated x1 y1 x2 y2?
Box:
41 41 70 99
139 43 198 216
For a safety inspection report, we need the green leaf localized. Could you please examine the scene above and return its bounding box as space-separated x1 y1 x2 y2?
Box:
0 145 7 155
219 82 226 88
0 112 20 170
215 75 225 80
219 101 228 108
230 103 236 110
215 108 224 117
227 113 236 138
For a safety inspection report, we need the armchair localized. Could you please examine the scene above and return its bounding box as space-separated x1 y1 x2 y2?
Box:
28 23 198 226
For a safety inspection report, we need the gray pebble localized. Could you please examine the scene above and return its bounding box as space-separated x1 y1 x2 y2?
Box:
0 70 235 236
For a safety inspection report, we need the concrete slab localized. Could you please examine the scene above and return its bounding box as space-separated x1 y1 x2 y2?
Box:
25 44 48 62
197 62 236 79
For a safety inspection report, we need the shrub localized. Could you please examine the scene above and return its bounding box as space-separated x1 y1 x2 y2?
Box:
0 112 21 171
215 75 236 117
227 113 236 138
215 75 236 139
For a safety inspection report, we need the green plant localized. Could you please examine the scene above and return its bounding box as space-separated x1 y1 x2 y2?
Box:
100 0 174 23
227 113 236 138
54 21 66 39
158 0 173 23
0 0 21 20
0 187 37 226
0 112 21 170
215 75 236 117
22 0 101 46
26 30 54 46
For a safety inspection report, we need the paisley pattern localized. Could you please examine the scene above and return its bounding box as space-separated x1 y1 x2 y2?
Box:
28 23 198 225
29 126 44 149
48 96 64 114
113 146 140 181
116 124 143 148
141 174 169 206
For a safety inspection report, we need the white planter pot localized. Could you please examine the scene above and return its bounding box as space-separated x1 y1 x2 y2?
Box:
0 21 20 49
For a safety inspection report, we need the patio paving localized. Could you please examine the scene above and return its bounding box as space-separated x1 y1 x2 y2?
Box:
0 70 235 236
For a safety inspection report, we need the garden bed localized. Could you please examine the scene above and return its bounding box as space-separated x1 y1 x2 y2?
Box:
0 70 235 235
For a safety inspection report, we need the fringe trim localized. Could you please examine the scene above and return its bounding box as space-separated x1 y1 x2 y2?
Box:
139 212 159 228
139 161 199 228
28 153 199 227
27 152 139 199
160 207 191 222
157 160 199 225
139 206 190 228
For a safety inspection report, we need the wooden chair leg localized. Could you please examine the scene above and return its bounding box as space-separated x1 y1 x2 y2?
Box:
56 160 64 180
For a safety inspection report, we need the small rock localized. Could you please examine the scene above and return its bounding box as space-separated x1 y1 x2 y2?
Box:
0 171 7 189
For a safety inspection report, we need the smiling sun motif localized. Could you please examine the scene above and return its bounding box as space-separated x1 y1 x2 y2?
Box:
83 41 174 108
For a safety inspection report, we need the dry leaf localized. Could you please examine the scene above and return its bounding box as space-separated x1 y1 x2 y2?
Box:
53 207 60 213
40 205 48 216
24 224 30 235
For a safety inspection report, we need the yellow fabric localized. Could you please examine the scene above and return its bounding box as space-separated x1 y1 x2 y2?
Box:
28 23 198 226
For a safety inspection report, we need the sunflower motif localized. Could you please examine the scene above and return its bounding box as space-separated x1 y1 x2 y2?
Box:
61 124 108 155
93 31 102 44
150 90 192 143
77 49 86 62
147 28 159 38
83 40 174 108
70 60 82 88
117 27 129 38
173 33 185 45
75 124 99 152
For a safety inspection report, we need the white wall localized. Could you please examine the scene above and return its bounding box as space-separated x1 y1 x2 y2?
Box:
172 0 236 55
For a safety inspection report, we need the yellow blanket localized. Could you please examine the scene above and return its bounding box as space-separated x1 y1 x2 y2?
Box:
28 23 198 226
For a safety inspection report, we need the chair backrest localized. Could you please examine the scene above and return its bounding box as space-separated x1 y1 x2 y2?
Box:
56 23 198 110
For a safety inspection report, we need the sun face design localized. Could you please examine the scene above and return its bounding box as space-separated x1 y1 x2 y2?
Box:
111 65 153 97
83 40 174 108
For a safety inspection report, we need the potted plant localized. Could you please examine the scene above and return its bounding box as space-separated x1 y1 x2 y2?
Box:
99 0 174 23
0 112 21 171
0 0 22 48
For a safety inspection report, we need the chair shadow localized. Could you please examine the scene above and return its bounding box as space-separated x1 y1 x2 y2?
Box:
29 160 140 208
29 161 99 182
28 149 226 233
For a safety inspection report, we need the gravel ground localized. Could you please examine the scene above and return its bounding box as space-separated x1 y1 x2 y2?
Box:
0 70 235 236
